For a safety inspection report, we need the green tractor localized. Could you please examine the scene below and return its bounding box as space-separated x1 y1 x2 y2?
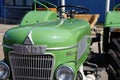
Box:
0 0 101 80
103 3 120 80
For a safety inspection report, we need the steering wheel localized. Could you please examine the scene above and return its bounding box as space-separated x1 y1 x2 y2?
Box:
57 5 89 18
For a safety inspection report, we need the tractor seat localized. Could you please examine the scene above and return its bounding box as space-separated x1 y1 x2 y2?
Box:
74 14 99 28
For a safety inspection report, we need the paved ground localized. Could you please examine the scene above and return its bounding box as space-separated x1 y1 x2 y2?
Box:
0 24 16 60
0 24 108 80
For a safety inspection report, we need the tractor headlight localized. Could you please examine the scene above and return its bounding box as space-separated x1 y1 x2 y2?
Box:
0 61 10 79
55 66 75 80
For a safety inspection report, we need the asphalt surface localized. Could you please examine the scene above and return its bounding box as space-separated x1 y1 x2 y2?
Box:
0 24 108 80
0 24 16 60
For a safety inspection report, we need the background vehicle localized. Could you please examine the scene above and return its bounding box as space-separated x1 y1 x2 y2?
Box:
103 3 120 80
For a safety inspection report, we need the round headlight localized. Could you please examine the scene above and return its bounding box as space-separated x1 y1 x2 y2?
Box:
56 66 75 80
0 62 10 79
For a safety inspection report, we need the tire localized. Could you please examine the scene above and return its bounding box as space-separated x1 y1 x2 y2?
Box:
110 32 120 41
108 49 120 70
107 49 120 80
108 65 118 80
110 32 120 59
76 71 83 80
108 49 120 76
107 32 120 80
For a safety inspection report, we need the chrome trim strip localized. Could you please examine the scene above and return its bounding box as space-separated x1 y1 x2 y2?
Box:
2 35 90 51
27 30 34 45
3 44 77 50
3 44 13 49
47 45 77 50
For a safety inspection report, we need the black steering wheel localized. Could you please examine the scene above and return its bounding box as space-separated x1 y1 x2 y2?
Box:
57 5 89 18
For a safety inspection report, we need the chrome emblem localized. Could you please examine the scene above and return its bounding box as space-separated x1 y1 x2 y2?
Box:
23 31 34 45
13 31 47 54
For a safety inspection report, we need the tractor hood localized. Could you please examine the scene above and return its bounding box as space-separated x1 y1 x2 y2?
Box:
3 19 90 48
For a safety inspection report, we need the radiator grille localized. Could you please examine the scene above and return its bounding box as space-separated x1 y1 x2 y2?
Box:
9 52 54 80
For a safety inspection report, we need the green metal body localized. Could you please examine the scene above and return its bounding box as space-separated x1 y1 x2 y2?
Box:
3 10 91 80
105 3 120 28
20 11 57 25
2 0 91 80
105 11 120 27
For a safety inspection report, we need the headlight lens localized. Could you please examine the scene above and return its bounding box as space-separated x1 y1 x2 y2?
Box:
56 66 75 80
0 61 10 79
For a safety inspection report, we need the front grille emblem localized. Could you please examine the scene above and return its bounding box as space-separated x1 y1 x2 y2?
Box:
23 31 34 45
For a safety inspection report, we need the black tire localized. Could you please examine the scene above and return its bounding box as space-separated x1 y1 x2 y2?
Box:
107 55 120 79
110 32 120 41
108 49 120 75
108 65 119 80
110 32 120 58
107 32 120 80
76 71 83 80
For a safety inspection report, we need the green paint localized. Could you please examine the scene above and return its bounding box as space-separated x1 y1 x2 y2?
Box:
1 1 92 79
3 17 91 80
20 11 57 26
105 11 120 27
2 3 91 79
105 3 120 28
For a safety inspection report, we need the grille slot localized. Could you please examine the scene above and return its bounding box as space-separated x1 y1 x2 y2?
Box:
9 52 54 80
